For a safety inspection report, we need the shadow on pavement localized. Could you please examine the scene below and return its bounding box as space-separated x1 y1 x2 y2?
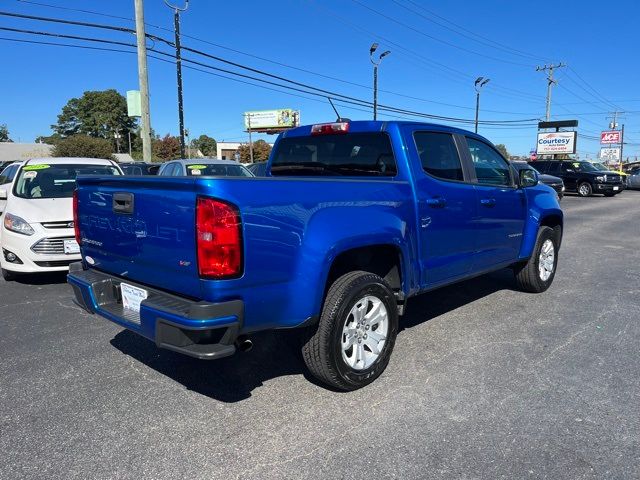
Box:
8 271 68 286
110 268 518 403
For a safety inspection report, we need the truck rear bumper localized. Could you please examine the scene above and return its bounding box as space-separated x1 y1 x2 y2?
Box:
67 262 243 360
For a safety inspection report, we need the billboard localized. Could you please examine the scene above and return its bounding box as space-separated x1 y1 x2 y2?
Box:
536 131 577 154
600 147 621 161
600 131 621 144
244 109 300 130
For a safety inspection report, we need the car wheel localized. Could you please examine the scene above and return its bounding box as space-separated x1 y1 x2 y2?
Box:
1 268 17 281
577 182 592 197
301 271 398 391
514 226 559 293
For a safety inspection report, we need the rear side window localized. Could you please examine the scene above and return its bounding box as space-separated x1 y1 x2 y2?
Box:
413 132 463 181
271 133 396 177
466 137 512 187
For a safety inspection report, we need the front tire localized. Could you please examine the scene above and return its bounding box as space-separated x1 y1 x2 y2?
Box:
577 182 592 197
302 271 398 391
514 226 559 293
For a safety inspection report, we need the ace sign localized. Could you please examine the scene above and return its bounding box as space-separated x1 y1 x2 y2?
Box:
601 131 621 144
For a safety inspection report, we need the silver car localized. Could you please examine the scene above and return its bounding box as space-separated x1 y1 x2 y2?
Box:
157 159 253 177
627 170 640 190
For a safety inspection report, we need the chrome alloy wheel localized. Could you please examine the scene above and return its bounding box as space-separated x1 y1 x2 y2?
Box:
341 295 389 371
579 183 590 196
538 239 555 281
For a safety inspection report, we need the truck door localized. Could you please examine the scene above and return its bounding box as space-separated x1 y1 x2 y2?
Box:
462 136 527 270
404 128 477 288
555 162 578 190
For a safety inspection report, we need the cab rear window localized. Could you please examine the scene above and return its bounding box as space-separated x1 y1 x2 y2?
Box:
271 133 397 177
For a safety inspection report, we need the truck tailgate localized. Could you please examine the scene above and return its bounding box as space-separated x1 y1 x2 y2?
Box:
75 176 202 299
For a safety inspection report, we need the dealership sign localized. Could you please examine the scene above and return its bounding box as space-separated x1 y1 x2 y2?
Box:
600 147 621 161
536 131 577 154
244 109 300 130
600 130 621 144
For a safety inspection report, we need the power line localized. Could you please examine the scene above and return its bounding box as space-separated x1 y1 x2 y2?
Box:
308 1 545 104
0 17 541 126
3 6 540 115
391 0 547 63
349 0 533 67
401 0 548 62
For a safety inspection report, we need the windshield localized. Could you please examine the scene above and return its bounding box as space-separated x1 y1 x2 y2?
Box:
572 162 599 172
591 162 610 171
13 163 120 199
185 164 252 177
271 133 397 176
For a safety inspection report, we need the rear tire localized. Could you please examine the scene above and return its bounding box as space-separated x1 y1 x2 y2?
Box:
301 271 398 391
514 226 559 293
577 182 592 197
1 268 17 281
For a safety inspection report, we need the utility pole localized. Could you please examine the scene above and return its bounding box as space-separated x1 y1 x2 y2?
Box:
474 77 490 134
247 114 254 163
164 0 189 158
536 63 565 121
134 0 152 162
619 124 625 168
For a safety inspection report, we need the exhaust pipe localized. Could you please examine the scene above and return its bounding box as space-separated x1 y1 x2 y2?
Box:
235 335 253 353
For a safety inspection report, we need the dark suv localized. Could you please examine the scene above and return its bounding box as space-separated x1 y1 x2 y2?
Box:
529 161 623 197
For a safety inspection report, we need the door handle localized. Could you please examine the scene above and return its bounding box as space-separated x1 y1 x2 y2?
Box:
480 198 496 207
426 197 446 208
113 192 134 214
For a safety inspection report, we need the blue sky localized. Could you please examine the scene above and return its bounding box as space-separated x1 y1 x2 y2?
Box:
1 0 639 158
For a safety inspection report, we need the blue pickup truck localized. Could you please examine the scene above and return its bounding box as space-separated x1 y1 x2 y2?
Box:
68 120 562 390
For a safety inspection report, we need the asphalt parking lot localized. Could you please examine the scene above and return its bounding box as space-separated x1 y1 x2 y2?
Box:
1 191 639 479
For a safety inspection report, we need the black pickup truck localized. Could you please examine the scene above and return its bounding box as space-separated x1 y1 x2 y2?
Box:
529 160 624 197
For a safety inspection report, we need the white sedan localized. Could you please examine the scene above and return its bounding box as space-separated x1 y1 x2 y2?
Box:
0 157 121 280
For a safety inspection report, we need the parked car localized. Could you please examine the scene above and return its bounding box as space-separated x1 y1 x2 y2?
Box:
530 160 623 197
69 120 562 391
246 161 268 176
511 161 564 200
0 160 18 175
627 170 640 190
158 158 253 177
0 161 21 185
0 158 122 280
119 162 160 175
591 162 628 189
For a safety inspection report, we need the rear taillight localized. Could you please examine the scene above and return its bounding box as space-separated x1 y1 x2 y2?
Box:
196 197 242 279
73 190 81 245
311 122 350 135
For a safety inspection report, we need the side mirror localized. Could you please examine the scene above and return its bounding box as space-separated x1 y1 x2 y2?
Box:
0 188 7 200
519 169 538 188
0 175 7 185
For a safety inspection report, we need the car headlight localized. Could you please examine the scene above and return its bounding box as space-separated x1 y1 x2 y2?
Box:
3 213 35 235
595 176 605 182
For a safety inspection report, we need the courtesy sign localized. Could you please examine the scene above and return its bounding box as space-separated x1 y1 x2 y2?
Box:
536 132 576 154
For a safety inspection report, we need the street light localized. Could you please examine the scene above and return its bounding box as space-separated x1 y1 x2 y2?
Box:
370 43 391 121
474 77 490 134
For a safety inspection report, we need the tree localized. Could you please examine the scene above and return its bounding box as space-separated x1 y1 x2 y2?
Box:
35 133 62 145
51 135 114 159
192 134 217 157
51 89 136 148
153 134 181 161
495 144 509 159
236 139 272 163
0 124 12 142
